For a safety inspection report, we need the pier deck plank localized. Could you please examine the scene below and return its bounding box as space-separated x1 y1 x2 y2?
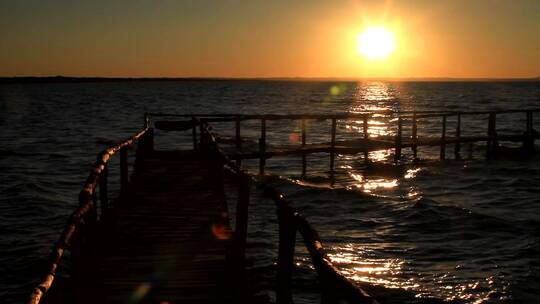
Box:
97 150 233 304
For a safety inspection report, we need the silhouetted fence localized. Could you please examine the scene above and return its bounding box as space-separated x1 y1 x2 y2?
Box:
151 109 539 176
197 121 379 304
28 115 152 304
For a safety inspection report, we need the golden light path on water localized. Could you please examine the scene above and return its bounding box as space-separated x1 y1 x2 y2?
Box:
323 82 489 303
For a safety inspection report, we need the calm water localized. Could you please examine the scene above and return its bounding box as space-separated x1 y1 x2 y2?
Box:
1 80 540 303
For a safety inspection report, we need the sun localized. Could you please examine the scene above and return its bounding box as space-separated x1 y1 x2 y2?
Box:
358 26 396 60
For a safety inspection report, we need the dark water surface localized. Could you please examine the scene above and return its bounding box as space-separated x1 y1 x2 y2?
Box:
1 80 539 303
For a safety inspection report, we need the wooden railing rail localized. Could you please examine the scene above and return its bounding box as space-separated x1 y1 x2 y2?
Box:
198 121 379 304
153 109 537 172
28 115 152 304
148 108 540 120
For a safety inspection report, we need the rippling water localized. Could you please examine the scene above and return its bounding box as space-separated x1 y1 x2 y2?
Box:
1 80 539 303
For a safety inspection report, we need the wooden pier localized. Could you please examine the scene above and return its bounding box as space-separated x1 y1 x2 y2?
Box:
29 109 538 304
95 150 234 303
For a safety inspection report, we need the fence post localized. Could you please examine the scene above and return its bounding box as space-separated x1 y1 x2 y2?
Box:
301 119 307 178
72 190 99 303
276 204 296 304
259 119 266 175
394 117 402 162
120 147 128 196
440 115 446 160
487 113 497 158
98 155 108 217
199 121 207 150
363 115 369 161
144 112 150 129
330 118 337 173
412 113 418 160
235 174 250 267
236 118 242 167
455 113 461 158
138 128 154 156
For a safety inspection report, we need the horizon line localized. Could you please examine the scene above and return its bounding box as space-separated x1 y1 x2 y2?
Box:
1 75 540 83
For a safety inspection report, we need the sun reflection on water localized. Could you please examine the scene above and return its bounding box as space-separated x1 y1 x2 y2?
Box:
327 246 420 290
326 244 505 302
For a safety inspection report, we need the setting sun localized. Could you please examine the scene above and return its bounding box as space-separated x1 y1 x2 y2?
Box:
358 27 396 60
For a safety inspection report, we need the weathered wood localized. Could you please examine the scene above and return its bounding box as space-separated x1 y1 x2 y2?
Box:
455 113 461 158
235 174 250 267
147 108 540 122
99 160 108 215
220 133 539 162
487 113 497 158
276 203 296 304
259 119 266 175
120 147 128 196
440 115 446 160
301 119 307 178
138 128 154 156
412 113 418 160
154 120 197 131
394 118 402 162
330 118 337 172
29 123 151 304
96 151 235 303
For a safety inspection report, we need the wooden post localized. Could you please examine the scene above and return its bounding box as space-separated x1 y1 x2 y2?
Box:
235 118 242 167
235 174 250 267
99 161 108 216
192 116 198 150
301 119 307 178
412 113 418 160
259 119 266 175
199 121 207 151
138 128 154 156
455 113 461 158
440 115 446 160
330 118 336 173
394 117 402 163
487 113 497 158
144 112 150 129
363 115 369 161
120 147 128 196
73 191 99 302
276 204 296 304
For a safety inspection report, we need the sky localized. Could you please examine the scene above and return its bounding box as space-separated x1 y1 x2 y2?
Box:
1 0 540 78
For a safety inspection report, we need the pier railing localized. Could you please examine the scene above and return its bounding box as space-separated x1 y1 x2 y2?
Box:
151 109 538 176
197 120 379 304
28 115 153 304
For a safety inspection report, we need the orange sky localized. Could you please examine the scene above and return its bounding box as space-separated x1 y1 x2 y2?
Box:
1 0 539 78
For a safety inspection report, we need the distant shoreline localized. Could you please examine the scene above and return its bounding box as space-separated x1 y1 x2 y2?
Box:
1 76 539 84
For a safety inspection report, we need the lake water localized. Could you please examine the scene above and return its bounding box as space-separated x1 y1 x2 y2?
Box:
1 80 539 303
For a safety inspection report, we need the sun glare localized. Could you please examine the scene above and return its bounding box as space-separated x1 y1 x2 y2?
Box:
358 27 396 60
